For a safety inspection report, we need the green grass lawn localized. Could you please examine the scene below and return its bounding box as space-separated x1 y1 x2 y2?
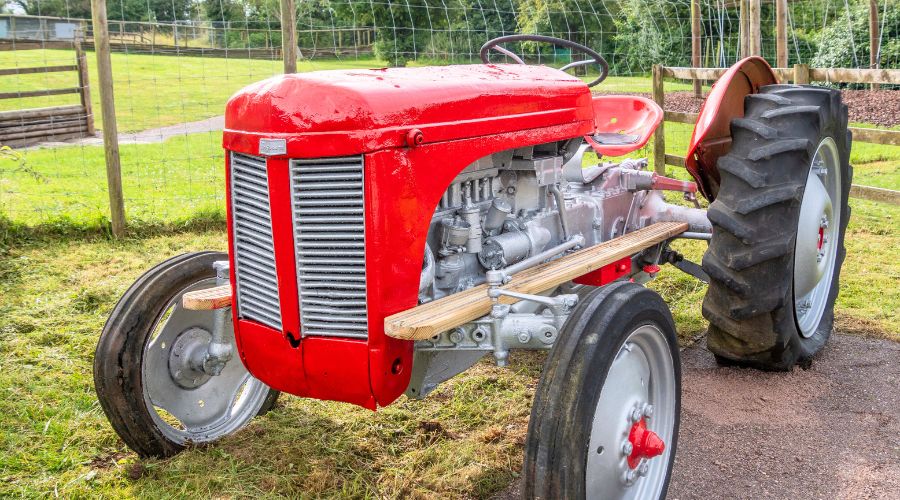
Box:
0 50 386 133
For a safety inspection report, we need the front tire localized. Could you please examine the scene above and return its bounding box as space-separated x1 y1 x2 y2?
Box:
702 85 851 369
524 282 681 499
94 252 278 458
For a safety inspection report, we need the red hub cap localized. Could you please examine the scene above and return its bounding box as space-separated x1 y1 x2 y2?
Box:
627 418 665 469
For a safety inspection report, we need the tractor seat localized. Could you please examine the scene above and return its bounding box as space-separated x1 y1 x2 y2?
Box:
584 95 663 157
591 132 640 145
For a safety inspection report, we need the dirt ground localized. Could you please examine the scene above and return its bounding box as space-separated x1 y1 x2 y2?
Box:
496 333 900 499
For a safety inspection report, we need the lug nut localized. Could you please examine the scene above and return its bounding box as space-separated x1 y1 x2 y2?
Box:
630 407 644 422
643 404 654 419
623 469 637 486
638 461 650 477
622 441 634 456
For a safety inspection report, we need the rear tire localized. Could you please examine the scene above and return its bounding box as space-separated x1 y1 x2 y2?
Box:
524 282 680 499
702 85 851 370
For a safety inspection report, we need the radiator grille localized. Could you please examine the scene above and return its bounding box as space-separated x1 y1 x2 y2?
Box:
230 152 282 331
290 157 368 339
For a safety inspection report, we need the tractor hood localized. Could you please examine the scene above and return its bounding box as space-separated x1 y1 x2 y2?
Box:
223 64 594 158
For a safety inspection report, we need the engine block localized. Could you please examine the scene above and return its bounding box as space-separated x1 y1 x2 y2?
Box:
407 140 707 397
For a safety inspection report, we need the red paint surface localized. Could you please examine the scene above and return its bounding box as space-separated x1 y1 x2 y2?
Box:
573 257 632 286
584 95 662 157
685 57 778 200
225 64 594 409
224 64 592 158
642 264 661 275
627 417 666 469
650 173 698 193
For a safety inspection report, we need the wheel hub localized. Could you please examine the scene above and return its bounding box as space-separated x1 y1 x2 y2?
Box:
585 325 677 499
793 138 841 338
168 328 213 389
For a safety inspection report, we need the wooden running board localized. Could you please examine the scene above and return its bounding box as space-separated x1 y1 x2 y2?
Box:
183 284 232 310
384 222 688 341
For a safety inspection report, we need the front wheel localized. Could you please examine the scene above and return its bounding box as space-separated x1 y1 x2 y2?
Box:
93 251 278 458
524 282 681 499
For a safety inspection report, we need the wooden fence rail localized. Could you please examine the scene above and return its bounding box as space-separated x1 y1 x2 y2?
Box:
652 64 900 205
0 40 93 147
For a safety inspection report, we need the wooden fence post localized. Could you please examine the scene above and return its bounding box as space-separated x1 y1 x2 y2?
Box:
749 0 761 56
280 0 298 73
90 0 126 237
870 0 880 91
793 63 809 84
776 0 788 68
74 37 95 135
739 0 749 58
652 65 666 175
691 0 702 98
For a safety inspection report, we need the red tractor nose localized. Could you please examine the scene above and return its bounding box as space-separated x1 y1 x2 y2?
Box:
627 418 666 469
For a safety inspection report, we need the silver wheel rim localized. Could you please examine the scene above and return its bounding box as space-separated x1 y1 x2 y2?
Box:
585 324 677 499
141 278 272 444
794 137 841 338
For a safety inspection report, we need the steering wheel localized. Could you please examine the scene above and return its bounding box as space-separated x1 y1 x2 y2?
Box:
480 34 610 87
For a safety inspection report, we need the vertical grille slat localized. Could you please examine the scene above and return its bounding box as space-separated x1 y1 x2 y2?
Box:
291 156 368 339
230 152 282 331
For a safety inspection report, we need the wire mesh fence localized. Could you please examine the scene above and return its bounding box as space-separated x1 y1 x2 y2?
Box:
0 0 897 229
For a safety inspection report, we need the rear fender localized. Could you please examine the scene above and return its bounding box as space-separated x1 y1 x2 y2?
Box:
685 56 778 200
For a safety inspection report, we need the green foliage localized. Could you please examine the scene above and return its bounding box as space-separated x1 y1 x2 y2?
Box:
812 1 900 71
11 0 195 21
611 0 687 73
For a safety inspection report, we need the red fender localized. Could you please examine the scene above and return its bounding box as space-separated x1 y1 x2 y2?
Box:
685 56 779 200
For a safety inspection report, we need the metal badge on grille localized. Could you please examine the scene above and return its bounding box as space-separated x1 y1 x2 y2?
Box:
259 138 287 156
230 152 282 330
290 156 368 339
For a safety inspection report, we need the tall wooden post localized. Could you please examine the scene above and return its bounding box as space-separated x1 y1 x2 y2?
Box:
652 65 666 175
776 0 788 68
691 0 702 97
749 0 762 56
738 0 748 58
74 38 95 135
870 0 880 90
90 0 126 237
280 0 298 73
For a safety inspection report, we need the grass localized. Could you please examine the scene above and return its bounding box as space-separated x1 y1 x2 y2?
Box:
0 49 386 132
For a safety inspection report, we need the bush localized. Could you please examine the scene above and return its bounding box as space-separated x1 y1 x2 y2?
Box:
812 2 900 71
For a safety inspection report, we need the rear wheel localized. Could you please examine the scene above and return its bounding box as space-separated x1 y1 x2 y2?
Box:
702 85 851 369
524 282 680 499
94 252 279 458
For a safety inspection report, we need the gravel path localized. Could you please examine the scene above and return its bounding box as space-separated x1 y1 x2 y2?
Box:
494 333 900 499
670 333 900 499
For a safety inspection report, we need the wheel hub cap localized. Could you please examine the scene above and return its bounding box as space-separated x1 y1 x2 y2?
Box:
168 328 213 389
626 418 665 469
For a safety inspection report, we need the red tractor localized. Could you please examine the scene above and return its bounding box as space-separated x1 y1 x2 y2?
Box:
94 35 850 498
